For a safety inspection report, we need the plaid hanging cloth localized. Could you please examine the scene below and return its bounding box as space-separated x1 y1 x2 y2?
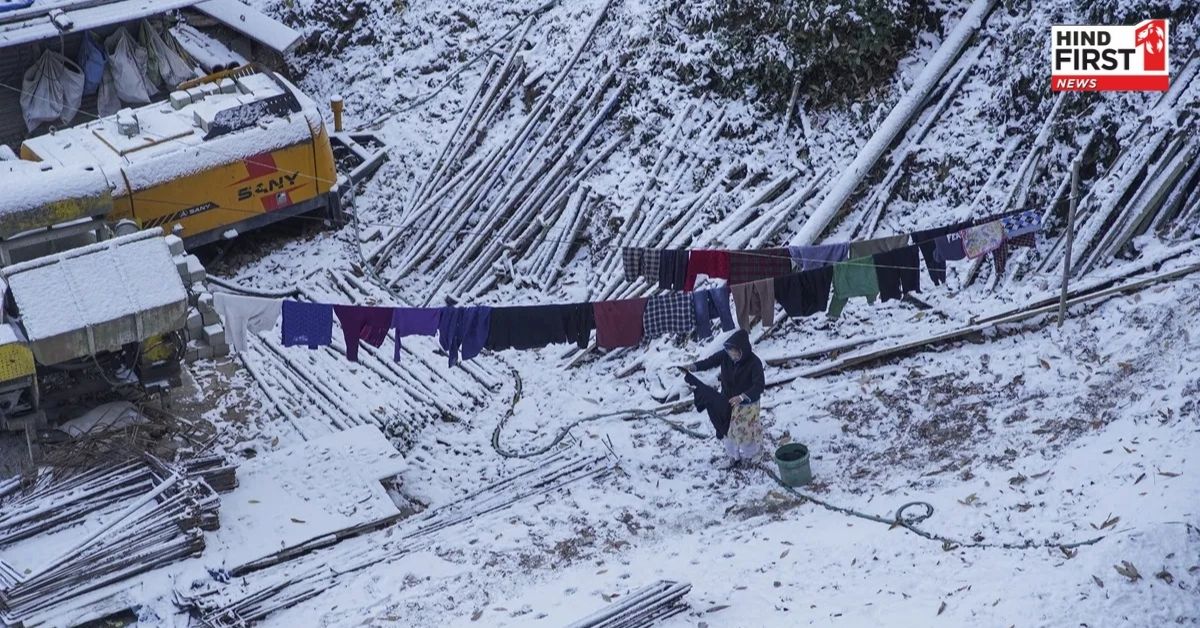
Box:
728 249 792 285
642 292 696 339
993 232 1038 276
620 247 661 284
621 247 641 282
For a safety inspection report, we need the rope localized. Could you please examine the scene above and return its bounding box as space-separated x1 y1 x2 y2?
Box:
489 383 1108 551
757 466 1105 551
489 368 702 458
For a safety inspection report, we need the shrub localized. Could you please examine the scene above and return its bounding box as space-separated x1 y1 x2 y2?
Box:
671 0 940 110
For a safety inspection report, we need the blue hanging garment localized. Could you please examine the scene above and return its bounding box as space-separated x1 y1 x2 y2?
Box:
77 32 108 95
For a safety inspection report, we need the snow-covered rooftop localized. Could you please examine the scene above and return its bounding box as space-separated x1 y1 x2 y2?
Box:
1 229 186 361
0 0 197 48
0 0 300 51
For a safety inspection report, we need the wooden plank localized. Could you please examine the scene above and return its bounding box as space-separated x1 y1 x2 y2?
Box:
772 261 1200 381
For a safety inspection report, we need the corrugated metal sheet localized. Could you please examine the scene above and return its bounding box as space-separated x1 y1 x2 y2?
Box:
0 0 198 48
194 0 299 53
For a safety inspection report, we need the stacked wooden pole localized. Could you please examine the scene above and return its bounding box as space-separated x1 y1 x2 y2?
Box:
0 456 229 627
564 580 692 628
177 452 610 627
363 0 622 307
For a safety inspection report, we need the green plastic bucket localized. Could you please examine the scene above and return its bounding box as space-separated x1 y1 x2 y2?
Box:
774 443 812 487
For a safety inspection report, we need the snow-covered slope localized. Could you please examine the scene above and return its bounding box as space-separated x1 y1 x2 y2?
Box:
165 0 1200 625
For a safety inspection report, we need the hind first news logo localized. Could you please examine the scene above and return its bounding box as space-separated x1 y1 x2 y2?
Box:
1051 19 1169 92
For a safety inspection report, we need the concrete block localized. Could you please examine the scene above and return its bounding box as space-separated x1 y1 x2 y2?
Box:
218 78 236 94
165 234 185 256
189 283 206 305
185 255 206 284
197 291 214 312
203 324 225 347
169 91 191 110
186 309 203 336
196 344 214 360
211 342 230 358
201 309 219 326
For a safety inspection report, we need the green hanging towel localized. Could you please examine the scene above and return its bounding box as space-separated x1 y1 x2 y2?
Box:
828 256 879 319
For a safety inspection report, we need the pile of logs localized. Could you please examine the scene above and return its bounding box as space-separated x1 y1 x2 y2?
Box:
1037 57 1200 278
181 454 239 494
237 272 504 443
564 580 693 628
0 455 232 627
365 0 625 303
177 451 610 627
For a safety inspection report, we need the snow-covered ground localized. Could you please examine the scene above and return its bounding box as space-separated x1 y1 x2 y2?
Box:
194 0 1199 625
238 274 1198 627
7 0 1197 626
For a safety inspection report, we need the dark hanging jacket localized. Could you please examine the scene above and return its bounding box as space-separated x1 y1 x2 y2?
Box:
692 330 765 403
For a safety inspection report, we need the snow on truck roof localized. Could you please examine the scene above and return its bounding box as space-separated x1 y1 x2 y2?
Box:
20 72 324 196
0 0 300 52
1 229 185 345
0 160 110 216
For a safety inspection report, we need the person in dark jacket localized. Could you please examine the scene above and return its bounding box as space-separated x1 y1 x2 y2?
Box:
685 329 766 466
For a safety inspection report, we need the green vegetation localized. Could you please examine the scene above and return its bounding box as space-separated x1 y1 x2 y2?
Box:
670 0 941 110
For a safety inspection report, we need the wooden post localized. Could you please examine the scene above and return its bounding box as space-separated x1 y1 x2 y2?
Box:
331 95 344 132
1058 156 1081 327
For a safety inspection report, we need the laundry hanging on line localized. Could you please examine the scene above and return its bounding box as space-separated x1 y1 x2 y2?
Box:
206 212 1042 365
621 208 1040 292
213 293 283 353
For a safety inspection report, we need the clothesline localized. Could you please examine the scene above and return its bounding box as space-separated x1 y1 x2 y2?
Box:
211 210 1043 367
2 77 1049 277
622 207 1039 291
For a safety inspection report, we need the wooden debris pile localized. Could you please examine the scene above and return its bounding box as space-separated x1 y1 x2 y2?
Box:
176 451 610 627
181 453 239 494
0 455 234 627
240 274 505 442
36 402 219 472
564 580 693 628
1036 58 1200 279
365 0 625 303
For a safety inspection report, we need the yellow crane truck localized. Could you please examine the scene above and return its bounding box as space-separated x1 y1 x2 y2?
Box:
16 67 382 249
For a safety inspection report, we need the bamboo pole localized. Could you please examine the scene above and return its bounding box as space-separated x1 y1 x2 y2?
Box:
792 0 996 245
24 473 181 585
1058 157 1079 327
855 46 982 238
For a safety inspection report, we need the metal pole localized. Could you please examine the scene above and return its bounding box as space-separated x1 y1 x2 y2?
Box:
1058 156 1081 327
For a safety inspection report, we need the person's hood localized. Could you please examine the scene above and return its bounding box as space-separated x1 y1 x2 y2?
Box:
723 329 752 355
